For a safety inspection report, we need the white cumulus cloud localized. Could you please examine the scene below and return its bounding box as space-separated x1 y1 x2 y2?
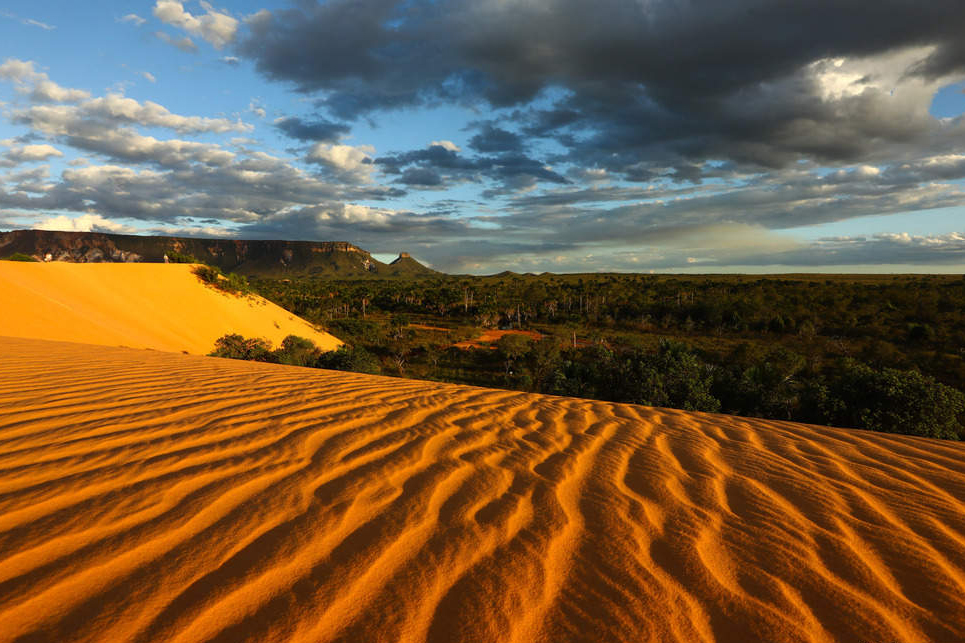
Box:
153 1 238 49
35 213 135 233
0 58 90 103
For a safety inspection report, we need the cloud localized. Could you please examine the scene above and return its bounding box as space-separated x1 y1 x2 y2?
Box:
468 123 523 153
155 31 199 54
153 1 238 49
306 142 375 181
118 14 146 27
22 18 55 30
0 59 90 103
2 144 63 165
238 1 965 175
430 140 460 153
274 116 350 142
703 232 965 269
248 100 266 118
375 142 568 193
1 11 54 30
13 92 249 136
35 213 134 233
140 71 157 83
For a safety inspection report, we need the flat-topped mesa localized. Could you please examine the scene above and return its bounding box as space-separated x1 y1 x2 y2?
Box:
310 241 370 255
0 230 399 277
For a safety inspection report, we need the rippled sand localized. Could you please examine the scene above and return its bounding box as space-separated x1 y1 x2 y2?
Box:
1 336 963 643
0 262 341 354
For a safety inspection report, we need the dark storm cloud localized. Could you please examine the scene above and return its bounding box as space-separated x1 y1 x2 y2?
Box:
237 0 965 182
375 143 568 191
468 123 524 153
274 116 350 142
398 167 443 186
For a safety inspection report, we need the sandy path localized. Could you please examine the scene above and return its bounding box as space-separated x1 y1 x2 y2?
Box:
0 262 341 354
1 336 964 642
454 329 543 350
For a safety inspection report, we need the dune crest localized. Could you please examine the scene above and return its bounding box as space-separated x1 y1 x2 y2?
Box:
1 336 964 642
0 262 341 354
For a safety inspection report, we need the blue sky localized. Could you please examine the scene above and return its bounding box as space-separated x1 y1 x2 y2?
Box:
2 1 964 273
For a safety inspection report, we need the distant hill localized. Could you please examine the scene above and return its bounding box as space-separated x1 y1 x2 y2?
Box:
0 229 440 279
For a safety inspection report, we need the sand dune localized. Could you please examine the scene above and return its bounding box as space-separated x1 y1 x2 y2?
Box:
1 336 964 642
0 262 341 354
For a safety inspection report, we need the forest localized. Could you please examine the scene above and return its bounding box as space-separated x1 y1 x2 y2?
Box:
218 272 965 439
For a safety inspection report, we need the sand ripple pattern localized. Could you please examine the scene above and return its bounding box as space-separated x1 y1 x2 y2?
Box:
1 336 964 643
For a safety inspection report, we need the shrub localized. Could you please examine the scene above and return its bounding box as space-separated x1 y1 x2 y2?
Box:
209 334 277 362
820 360 965 439
315 345 382 375
166 251 200 263
274 335 320 367
2 252 38 262
192 265 251 295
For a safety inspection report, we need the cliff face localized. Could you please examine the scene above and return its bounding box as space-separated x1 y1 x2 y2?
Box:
0 230 437 278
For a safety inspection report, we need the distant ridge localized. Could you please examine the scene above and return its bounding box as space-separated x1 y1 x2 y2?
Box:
0 229 439 279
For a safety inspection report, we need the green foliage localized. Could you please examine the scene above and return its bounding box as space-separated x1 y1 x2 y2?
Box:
192 265 251 295
209 333 381 376
639 341 720 412
818 361 965 439
389 313 410 338
238 272 965 438
209 334 277 362
713 345 808 420
497 334 532 381
274 335 320 367
2 252 38 262
166 251 200 263
193 264 221 285
315 345 382 375
329 318 385 344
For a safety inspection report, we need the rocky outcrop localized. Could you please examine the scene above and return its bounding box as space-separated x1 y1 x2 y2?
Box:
0 230 435 278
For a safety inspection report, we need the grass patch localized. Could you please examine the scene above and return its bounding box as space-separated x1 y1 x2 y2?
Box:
1 252 38 262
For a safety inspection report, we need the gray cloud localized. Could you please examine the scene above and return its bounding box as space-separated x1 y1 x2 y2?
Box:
375 143 568 193
238 1 965 176
274 116 350 142
468 123 524 153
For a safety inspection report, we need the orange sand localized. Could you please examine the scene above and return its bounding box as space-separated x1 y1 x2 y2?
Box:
1 336 964 642
454 328 543 350
0 262 341 354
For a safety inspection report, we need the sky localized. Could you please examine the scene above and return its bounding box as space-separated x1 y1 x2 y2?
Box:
1 1 965 274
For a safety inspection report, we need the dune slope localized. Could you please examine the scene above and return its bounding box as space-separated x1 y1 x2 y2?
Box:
0 262 341 354
1 336 964 643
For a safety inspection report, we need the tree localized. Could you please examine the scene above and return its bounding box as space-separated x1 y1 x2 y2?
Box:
497 334 532 381
619 342 720 412
315 345 381 375
274 335 320 367
210 334 277 362
820 360 965 439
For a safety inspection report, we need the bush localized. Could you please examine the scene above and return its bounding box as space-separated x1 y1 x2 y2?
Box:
625 341 720 412
210 334 277 362
192 265 251 295
166 251 200 263
193 265 222 285
820 360 965 439
274 335 320 367
315 345 382 375
2 252 38 262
